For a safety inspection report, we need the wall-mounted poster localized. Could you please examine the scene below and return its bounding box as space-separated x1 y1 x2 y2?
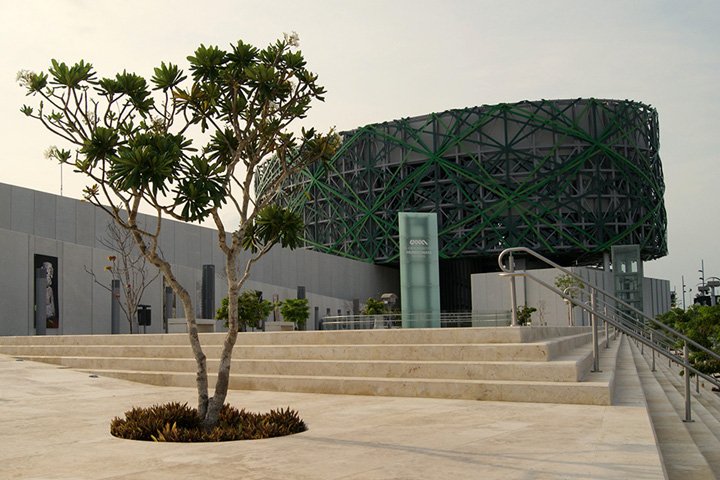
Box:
34 254 59 329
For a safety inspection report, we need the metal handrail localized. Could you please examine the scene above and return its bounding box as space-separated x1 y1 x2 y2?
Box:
498 247 720 421
320 311 512 330
498 247 720 363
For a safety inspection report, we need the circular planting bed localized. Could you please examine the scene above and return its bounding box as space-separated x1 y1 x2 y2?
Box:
110 402 307 442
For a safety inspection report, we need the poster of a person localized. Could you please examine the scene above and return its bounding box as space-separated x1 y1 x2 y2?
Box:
35 255 59 329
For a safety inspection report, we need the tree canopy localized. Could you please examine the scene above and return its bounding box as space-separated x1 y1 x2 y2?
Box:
19 32 338 428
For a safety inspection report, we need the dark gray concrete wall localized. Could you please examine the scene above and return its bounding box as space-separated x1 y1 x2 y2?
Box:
0 182 399 336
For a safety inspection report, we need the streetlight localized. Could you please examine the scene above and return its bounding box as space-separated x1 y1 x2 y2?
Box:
682 275 687 310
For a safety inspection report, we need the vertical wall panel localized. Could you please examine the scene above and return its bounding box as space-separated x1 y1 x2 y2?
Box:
0 183 11 230
11 187 34 234
76 201 96 247
60 242 93 334
55 196 77 243
34 191 57 239
0 230 30 335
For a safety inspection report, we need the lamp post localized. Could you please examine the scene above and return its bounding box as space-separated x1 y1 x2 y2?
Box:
682 275 687 310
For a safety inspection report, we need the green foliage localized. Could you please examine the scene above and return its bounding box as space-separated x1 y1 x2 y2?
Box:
216 291 273 330
656 305 720 375
516 305 537 325
49 59 96 88
555 274 585 299
361 298 386 315
279 298 309 329
98 71 154 113
241 204 304 253
151 62 187 92
110 402 306 442
79 127 120 165
108 132 190 195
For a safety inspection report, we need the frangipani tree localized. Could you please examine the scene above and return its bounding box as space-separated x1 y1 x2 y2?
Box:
19 32 338 428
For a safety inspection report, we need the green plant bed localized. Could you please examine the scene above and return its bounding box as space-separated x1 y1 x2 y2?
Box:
110 402 307 442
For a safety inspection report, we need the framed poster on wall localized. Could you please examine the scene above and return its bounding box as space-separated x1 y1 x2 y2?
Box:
34 254 59 329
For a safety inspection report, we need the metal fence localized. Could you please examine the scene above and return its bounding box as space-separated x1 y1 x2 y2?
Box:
319 311 512 330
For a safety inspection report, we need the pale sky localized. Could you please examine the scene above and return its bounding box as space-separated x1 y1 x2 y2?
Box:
2 0 719 303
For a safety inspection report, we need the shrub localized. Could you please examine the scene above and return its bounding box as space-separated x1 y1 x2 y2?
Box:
516 305 537 325
361 298 386 315
110 402 307 442
279 298 309 330
216 291 273 331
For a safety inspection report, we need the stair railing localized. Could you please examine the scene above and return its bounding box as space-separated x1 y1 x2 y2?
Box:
498 247 720 422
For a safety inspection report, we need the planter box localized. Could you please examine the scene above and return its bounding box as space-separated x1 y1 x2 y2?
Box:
265 321 295 332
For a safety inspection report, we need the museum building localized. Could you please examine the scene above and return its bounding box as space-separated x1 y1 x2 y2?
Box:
0 98 671 335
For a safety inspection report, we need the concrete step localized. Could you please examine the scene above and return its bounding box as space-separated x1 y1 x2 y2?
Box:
63 335 617 405
643 351 720 478
644 348 720 446
16 346 593 382
658 361 720 423
630 339 717 480
0 326 589 346
1 326 618 406
0 332 592 362
73 369 614 405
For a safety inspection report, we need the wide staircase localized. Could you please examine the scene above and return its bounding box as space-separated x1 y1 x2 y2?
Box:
0 326 621 405
496 247 720 479
630 338 720 479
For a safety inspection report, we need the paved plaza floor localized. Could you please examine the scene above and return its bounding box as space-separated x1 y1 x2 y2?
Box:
0 354 664 479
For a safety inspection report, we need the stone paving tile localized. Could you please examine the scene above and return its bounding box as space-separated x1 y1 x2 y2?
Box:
0 355 664 480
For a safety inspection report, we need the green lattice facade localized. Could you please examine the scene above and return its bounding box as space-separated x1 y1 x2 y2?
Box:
286 99 667 271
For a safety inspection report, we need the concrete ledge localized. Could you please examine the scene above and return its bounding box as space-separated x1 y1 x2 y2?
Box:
167 318 220 333
0 326 591 346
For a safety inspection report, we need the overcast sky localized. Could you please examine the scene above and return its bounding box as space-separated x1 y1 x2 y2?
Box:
1 0 718 304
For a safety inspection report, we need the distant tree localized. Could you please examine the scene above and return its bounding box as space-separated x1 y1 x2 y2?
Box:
19 32 338 428
555 273 585 299
555 273 585 325
216 291 273 331
656 305 720 375
85 221 160 333
280 298 309 330
361 298 386 315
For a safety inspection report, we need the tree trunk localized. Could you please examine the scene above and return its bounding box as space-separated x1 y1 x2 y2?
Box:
180 292 210 419
201 249 240 429
129 227 210 419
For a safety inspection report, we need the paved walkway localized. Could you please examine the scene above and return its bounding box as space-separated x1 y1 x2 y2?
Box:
0 354 664 479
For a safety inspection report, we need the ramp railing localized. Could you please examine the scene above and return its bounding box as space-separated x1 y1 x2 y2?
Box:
498 247 720 422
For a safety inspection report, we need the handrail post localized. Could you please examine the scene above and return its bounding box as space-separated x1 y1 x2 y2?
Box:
683 342 693 423
591 288 600 372
651 332 656 372
604 306 609 348
508 253 518 327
